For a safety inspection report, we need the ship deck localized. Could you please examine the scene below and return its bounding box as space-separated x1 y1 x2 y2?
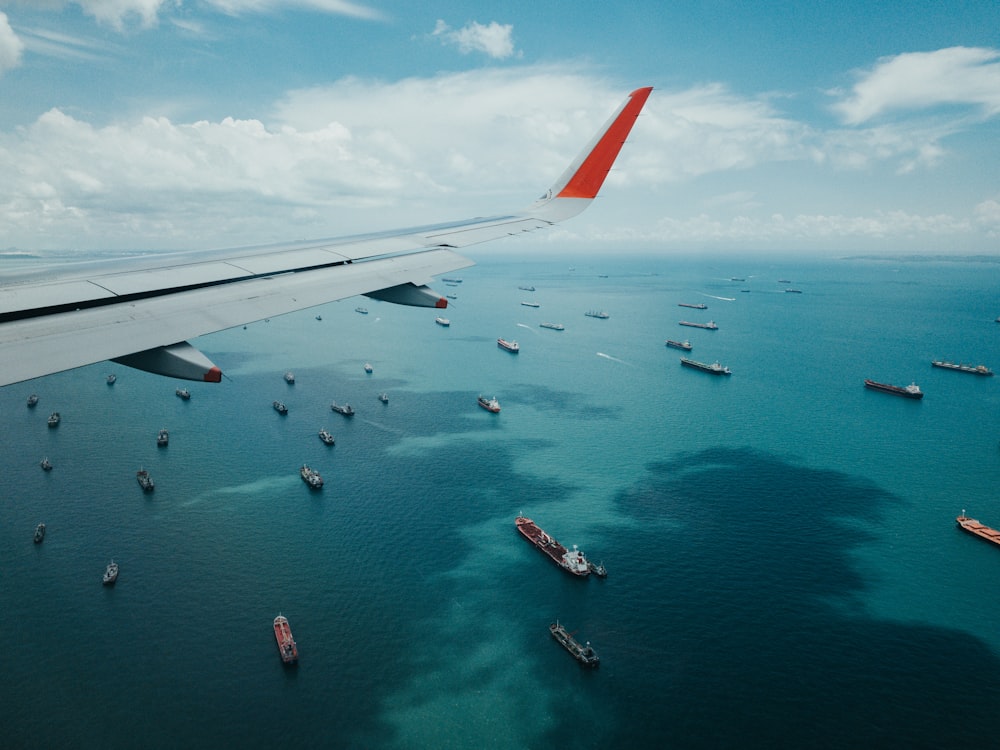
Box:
957 515 1000 546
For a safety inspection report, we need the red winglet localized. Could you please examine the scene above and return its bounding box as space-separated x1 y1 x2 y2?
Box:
556 87 653 200
203 366 223 383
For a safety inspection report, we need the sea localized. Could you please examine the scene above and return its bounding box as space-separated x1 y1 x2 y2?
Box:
2 250 1000 749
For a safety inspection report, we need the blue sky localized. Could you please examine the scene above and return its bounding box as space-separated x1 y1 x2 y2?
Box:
1 0 999 255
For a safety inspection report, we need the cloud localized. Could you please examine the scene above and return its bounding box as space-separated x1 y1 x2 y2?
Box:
204 0 384 21
432 20 517 59
73 0 171 30
0 12 25 74
832 47 1000 125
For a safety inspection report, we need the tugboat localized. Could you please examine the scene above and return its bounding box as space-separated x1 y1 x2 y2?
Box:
47 412 60 427
157 428 169 446
284 371 295 384
680 358 731 375
103 560 119 585
27 394 38 407
331 401 355 416
549 621 599 667
478 395 501 413
378 392 389 403
300 464 324 489
864 379 923 399
588 560 608 577
665 339 692 351
318 429 335 445
497 338 520 353
106 373 116 385
176 388 191 400
136 468 155 492
40 457 53 471
515 517 591 576
273 400 288 414
274 614 299 664
34 523 45 543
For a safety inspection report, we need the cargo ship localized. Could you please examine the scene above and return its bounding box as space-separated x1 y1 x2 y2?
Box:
680 358 731 375
585 310 609 319
678 302 707 309
549 621 599 667
679 320 717 330
863 379 923 399
136 468 154 492
478 395 501 413
956 512 1000 547
931 360 993 376
515 516 590 576
539 322 564 331
497 338 520 353
665 339 692 351
273 615 299 664
331 401 355 416
521 301 540 308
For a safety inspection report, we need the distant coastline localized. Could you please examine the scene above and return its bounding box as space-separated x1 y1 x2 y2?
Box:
844 254 1000 264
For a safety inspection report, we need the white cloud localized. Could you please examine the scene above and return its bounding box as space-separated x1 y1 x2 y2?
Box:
832 47 1000 125
432 20 517 59
74 0 172 30
0 12 25 74
205 0 384 21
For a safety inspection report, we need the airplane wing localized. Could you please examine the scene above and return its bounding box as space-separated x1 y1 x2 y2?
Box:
0 86 652 387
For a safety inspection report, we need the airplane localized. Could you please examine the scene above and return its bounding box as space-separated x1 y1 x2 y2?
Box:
0 86 653 388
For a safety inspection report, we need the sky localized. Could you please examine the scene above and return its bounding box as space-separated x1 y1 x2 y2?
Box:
0 0 999 256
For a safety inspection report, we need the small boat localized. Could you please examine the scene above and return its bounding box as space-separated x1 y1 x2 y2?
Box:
435 317 451 327
864 379 923 399
549 621 599 667
785 288 803 294
273 400 288 414
441 277 462 283
136 468 155 492
176 388 191 400
588 560 607 577
680 358 731 375
284 371 295 384
40 457 53 471
665 339 692 351
497 338 520 353
678 302 707 309
539 322 564 331
331 401 355 416
478 395 501 413
355 306 368 314
103 560 119 585
47 412 60 427
318 429 335 445
518 285 536 292
315 315 322 321
274 615 299 664
679 320 717 330
364 363 373 373
931 360 993 376
157 428 169 446
778 279 792 284
34 523 45 543
378 392 389 403
300 464 324 489
446 294 457 300
521 301 540 308
106 373 116 385
27 394 38 407
585 310 609 319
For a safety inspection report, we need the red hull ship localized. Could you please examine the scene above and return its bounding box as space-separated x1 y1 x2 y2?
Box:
956 513 1000 547
273 615 299 664
515 516 590 576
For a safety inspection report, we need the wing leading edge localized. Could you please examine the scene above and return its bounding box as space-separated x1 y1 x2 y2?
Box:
0 87 652 387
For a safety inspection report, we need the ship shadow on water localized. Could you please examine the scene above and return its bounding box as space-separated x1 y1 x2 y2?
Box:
546 446 1000 750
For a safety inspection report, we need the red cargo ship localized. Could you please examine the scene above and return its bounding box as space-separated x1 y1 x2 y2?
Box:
863 379 923 399
273 614 299 664
956 513 1000 547
515 516 590 576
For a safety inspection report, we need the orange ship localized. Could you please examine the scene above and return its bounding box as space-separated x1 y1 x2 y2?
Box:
273 615 299 664
956 512 1000 547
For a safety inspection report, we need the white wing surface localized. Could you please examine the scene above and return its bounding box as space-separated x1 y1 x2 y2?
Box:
0 87 652 387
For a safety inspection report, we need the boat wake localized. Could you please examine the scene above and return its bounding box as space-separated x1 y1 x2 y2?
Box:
596 352 630 365
704 294 735 301
516 323 538 334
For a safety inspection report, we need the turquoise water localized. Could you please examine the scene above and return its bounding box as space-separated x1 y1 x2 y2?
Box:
2 251 1000 748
